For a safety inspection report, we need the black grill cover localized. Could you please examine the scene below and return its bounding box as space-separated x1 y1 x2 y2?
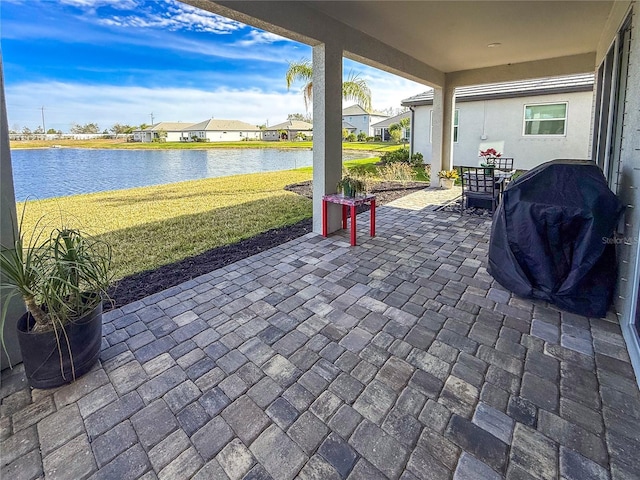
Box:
488 159 624 317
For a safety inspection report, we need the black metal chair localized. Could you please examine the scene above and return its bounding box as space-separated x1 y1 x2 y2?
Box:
459 165 501 213
485 157 514 171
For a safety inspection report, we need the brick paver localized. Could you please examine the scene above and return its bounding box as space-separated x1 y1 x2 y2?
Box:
2 188 639 479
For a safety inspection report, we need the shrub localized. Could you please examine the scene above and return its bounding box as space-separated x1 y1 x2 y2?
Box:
357 132 367 142
411 152 424 166
366 136 374 142
374 135 382 142
346 133 357 142
380 148 409 164
380 148 424 168
378 163 416 185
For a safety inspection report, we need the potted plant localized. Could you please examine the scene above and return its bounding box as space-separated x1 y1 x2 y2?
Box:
437 169 459 189
0 212 112 389
337 176 366 197
480 148 502 173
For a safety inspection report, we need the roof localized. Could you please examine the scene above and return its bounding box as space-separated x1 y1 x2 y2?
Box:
184 119 261 131
371 111 411 128
141 122 194 132
401 73 595 106
266 120 313 131
342 104 369 116
342 121 357 130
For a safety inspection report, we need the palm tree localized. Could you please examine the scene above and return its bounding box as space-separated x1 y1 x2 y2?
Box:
285 59 372 112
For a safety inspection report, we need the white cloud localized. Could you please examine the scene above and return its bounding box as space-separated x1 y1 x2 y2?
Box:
82 0 244 34
235 30 288 47
5 82 304 131
60 0 140 10
345 61 428 111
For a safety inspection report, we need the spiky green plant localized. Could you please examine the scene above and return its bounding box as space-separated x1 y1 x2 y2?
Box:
0 210 112 339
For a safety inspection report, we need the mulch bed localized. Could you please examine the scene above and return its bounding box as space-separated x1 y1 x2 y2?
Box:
107 180 428 308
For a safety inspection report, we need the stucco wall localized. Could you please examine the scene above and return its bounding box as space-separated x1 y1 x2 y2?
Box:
411 90 593 171
203 131 261 142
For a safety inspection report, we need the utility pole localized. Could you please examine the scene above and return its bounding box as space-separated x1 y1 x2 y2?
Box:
150 112 155 125
41 106 46 134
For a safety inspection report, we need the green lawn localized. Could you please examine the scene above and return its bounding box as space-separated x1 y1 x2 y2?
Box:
10 138 404 152
17 158 412 281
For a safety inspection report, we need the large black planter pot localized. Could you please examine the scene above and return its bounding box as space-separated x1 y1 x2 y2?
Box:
16 304 103 389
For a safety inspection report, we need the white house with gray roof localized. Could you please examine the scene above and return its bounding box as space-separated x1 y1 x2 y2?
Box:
371 111 411 141
342 104 388 137
401 73 594 171
132 122 194 143
263 120 313 141
133 119 262 143
183 119 262 142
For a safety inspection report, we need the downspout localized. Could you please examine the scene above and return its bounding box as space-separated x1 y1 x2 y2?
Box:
409 107 415 157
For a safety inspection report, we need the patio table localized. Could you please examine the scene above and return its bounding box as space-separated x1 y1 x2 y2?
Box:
322 193 376 246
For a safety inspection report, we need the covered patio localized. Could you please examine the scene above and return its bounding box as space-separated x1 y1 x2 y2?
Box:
2 194 639 479
2 1 640 479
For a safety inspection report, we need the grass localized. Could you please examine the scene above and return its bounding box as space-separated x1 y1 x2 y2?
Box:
10 137 404 152
16 158 410 282
18 170 313 281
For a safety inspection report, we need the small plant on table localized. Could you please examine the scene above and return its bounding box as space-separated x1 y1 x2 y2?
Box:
337 176 366 198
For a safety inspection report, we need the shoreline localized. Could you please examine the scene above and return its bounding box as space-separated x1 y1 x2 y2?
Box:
9 139 398 156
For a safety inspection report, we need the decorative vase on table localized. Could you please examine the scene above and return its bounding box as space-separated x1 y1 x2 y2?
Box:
440 178 454 189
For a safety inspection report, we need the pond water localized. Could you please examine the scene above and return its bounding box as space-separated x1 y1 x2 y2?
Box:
11 148 367 201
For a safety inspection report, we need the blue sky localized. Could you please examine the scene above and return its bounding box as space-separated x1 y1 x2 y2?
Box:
2 0 426 132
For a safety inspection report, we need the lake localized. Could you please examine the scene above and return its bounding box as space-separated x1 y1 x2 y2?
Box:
11 148 367 201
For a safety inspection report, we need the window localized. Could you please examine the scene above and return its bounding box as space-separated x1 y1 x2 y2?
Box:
453 109 459 143
523 103 567 135
430 109 459 143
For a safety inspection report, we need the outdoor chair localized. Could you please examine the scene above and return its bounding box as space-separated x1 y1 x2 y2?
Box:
459 165 501 213
485 157 516 190
485 157 514 171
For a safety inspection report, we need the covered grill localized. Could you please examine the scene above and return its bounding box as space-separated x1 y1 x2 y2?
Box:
488 159 624 317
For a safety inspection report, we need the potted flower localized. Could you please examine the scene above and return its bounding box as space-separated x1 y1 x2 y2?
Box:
480 148 502 173
479 148 502 160
0 212 112 389
437 169 459 189
337 176 366 197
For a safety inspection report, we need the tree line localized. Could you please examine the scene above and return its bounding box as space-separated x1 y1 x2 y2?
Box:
9 122 151 137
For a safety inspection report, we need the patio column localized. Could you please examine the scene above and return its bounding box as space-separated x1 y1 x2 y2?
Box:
312 42 343 234
430 84 456 187
0 57 24 369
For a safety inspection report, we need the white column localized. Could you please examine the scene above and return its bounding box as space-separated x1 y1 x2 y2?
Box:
312 42 343 234
0 56 24 369
430 83 456 187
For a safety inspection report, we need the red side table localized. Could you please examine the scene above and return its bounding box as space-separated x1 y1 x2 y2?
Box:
322 193 376 246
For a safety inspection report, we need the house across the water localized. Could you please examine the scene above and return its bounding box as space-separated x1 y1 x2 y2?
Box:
263 120 313 141
133 119 262 143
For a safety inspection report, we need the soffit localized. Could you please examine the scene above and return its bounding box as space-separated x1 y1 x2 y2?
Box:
305 1 614 72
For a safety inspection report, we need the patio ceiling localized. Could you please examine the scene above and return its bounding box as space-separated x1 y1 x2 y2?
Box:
305 1 615 73
195 0 619 85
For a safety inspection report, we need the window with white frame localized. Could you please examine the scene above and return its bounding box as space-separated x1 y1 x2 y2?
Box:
430 109 459 143
523 103 567 135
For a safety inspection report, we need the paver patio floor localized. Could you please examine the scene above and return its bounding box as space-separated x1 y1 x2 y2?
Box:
2 188 640 480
